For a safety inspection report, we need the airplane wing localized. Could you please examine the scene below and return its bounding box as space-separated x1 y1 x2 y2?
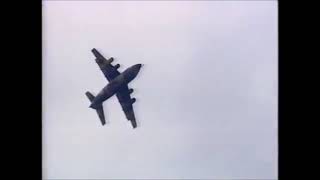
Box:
116 86 137 128
91 48 121 82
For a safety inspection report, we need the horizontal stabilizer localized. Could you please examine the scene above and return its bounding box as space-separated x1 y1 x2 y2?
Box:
85 91 95 102
85 91 106 125
96 105 106 125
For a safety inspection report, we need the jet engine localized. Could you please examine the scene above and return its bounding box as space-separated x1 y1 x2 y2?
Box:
129 88 133 94
114 64 120 69
107 57 114 64
130 98 136 104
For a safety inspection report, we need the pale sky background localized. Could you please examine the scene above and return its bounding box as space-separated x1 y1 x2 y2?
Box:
42 1 278 179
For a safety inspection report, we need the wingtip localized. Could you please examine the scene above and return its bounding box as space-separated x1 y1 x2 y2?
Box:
101 119 106 126
131 120 137 129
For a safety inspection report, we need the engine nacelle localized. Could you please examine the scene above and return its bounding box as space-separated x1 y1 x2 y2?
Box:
129 88 133 94
114 64 120 69
107 57 114 64
130 98 136 104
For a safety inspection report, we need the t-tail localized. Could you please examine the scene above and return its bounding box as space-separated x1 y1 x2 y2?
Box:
85 91 106 125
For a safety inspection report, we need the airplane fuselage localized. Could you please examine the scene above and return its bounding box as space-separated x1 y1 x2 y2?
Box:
89 64 142 109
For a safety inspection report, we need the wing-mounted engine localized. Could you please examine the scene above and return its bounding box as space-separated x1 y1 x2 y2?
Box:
92 48 114 67
121 98 136 111
130 98 136 104
129 88 133 94
98 57 114 70
108 64 120 74
107 57 114 64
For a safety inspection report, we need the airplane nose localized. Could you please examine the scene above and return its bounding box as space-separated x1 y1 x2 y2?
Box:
124 64 143 81
132 64 142 72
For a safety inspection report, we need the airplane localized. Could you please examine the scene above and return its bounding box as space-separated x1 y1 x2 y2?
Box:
85 48 142 128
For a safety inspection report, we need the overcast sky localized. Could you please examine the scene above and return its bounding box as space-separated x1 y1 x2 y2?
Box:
42 1 278 179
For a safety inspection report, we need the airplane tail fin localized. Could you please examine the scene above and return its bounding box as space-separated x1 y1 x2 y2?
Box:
85 91 106 125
